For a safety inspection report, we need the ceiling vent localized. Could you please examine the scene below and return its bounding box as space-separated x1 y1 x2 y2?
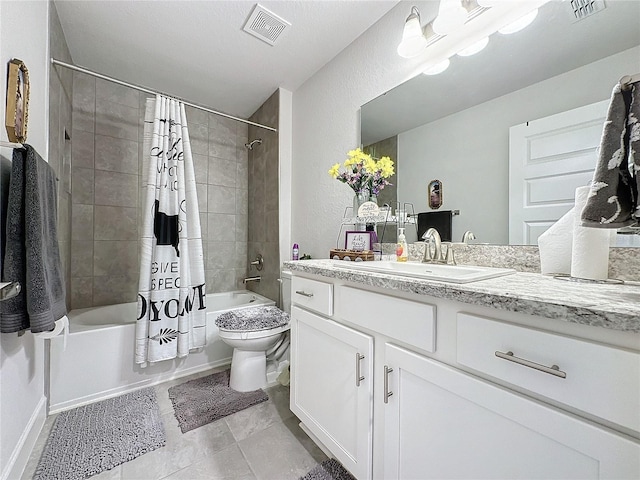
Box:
242 4 291 46
569 0 606 22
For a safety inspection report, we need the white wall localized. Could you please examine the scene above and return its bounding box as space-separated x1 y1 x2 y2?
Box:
0 2 50 479
399 46 640 245
291 2 428 259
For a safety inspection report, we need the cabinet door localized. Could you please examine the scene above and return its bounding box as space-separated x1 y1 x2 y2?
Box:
383 343 640 480
291 306 373 480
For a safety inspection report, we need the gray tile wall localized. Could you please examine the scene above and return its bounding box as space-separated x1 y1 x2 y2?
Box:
69 73 250 309
49 3 73 309
247 91 280 302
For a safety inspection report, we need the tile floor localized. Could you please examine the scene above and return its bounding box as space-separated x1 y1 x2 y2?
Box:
22 368 328 480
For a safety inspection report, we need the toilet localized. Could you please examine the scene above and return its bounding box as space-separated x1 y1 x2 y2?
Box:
215 271 292 392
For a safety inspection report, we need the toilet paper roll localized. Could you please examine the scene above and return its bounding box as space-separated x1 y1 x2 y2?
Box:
571 186 612 280
538 208 574 275
33 315 69 351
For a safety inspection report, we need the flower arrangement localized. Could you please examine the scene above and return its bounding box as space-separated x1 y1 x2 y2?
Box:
328 148 394 196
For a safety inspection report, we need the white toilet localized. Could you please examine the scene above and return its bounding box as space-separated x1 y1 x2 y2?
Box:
216 271 291 392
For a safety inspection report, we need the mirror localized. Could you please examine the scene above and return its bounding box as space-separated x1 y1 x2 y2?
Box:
361 1 640 245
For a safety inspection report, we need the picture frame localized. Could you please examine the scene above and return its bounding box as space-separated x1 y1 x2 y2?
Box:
345 231 374 251
5 58 30 143
428 179 443 209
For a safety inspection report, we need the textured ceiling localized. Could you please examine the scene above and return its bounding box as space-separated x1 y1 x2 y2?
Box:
53 0 399 119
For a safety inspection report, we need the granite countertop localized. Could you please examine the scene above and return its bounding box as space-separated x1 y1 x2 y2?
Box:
283 259 640 334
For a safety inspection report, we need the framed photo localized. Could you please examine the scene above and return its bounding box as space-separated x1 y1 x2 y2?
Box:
428 179 443 209
345 231 374 251
5 58 30 143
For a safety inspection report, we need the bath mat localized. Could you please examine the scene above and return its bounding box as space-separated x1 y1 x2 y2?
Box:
300 458 356 480
168 369 268 433
34 387 165 480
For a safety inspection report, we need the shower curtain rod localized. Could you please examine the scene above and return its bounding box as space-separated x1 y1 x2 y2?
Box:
51 58 277 133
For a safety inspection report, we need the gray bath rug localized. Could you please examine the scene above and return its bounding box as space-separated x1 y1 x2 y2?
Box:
300 458 356 480
168 369 268 433
34 387 165 480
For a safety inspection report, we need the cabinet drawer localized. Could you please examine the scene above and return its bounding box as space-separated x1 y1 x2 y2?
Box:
291 276 333 316
336 286 436 353
457 313 640 433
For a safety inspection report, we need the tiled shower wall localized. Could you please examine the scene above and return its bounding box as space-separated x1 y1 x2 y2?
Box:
247 90 280 302
49 4 73 308
69 73 250 309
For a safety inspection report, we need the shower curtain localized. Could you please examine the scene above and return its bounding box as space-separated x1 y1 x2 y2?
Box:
136 95 206 365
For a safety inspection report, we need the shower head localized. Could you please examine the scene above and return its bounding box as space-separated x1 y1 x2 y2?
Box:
245 139 263 150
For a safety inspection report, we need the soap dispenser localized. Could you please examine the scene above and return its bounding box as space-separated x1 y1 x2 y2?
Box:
397 228 408 262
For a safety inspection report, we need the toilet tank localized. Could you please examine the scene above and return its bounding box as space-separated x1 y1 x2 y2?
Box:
281 270 292 314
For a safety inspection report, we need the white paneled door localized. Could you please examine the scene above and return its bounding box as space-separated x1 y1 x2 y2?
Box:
509 100 609 244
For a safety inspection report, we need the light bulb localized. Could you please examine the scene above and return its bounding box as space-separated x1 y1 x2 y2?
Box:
397 9 427 58
423 58 451 75
456 37 489 56
498 9 538 34
432 0 468 36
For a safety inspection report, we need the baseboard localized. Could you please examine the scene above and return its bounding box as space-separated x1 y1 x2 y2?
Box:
1 395 46 480
49 358 231 414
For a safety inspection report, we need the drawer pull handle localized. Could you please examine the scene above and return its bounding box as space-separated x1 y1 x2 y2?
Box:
384 365 394 403
355 353 365 387
495 350 566 379
295 290 314 298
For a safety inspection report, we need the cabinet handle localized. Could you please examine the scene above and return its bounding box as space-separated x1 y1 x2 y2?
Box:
355 353 365 387
295 290 314 298
384 365 394 403
495 350 566 379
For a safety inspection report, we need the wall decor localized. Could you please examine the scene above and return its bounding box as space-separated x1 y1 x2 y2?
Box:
345 231 375 251
5 59 29 144
428 179 442 209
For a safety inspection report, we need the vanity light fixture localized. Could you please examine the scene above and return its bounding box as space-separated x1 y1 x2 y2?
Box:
498 8 539 34
432 0 469 36
397 6 428 58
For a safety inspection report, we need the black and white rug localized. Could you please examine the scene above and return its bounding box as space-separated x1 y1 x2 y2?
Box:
300 458 356 480
168 369 268 433
34 387 165 480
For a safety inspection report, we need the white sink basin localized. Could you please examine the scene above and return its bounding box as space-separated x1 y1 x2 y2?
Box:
331 260 515 284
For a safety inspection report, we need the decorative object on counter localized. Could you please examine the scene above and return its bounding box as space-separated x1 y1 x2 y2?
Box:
292 243 299 260
329 148 395 230
581 81 639 228
345 231 375 251
330 249 375 261
4 59 29 143
428 179 443 209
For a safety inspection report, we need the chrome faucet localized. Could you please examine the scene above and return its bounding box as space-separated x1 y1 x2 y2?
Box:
422 228 443 263
461 231 476 243
243 276 261 284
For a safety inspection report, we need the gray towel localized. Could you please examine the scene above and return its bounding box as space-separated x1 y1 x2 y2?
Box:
1 145 67 333
581 84 637 228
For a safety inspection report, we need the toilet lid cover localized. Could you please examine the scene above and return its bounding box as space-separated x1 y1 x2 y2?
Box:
215 306 290 331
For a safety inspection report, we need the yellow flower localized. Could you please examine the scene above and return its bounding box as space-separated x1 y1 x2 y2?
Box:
328 163 341 178
363 156 377 172
344 156 357 167
377 156 395 178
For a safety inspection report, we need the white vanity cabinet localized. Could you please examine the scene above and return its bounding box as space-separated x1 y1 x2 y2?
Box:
289 271 640 480
290 278 374 480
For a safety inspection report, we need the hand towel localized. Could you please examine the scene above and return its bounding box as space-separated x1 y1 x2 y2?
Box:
581 84 636 228
1 145 67 333
418 211 453 242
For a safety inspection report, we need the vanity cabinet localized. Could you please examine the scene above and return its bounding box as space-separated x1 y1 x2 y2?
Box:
289 271 640 480
290 286 374 479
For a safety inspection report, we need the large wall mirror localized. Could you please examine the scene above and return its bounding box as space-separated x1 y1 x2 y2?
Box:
361 0 640 245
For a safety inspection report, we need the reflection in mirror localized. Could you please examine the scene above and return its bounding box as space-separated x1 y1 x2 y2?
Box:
361 1 640 245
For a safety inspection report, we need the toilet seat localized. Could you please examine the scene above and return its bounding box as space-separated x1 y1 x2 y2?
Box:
217 323 290 340
215 305 290 340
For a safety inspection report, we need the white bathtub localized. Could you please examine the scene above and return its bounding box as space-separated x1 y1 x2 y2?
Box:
49 291 275 413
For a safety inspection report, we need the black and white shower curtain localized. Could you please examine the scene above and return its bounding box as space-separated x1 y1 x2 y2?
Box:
136 95 206 365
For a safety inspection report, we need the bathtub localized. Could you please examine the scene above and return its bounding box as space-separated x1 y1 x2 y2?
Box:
48 291 274 413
